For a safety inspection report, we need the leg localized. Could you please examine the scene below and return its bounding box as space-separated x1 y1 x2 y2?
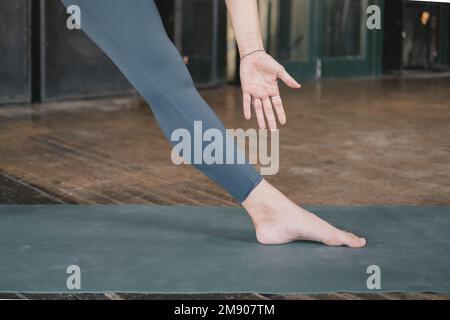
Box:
61 0 365 247
61 0 261 203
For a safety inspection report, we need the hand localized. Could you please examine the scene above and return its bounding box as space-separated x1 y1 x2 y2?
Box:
240 51 301 131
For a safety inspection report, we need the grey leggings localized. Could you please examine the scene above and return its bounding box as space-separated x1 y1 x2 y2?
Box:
61 0 262 202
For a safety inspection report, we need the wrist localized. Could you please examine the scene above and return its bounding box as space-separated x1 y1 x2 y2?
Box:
237 35 265 58
240 49 265 61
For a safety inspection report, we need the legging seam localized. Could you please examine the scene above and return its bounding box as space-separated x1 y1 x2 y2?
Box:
76 0 260 187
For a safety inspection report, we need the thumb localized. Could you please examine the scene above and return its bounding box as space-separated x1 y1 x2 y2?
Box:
278 67 301 89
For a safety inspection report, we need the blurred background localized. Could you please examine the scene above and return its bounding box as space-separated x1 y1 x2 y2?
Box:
0 0 449 104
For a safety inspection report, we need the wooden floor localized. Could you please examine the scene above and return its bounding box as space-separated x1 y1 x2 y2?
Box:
0 76 449 300
1 292 449 300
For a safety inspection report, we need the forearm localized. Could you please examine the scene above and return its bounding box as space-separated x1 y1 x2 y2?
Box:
225 0 264 57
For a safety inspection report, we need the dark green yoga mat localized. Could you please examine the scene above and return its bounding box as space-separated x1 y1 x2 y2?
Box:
0 205 449 293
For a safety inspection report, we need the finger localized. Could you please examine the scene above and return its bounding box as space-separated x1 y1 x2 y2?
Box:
278 67 301 89
262 98 277 131
243 93 252 120
253 98 266 129
271 94 286 125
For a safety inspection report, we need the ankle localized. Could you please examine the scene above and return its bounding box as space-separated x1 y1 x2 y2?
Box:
243 200 274 225
242 179 283 208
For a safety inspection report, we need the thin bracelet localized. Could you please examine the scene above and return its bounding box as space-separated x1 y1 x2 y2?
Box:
240 49 265 61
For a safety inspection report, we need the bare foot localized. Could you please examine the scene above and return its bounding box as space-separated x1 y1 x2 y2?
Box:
242 179 366 248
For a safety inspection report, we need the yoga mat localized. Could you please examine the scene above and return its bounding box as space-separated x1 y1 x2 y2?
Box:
0 205 449 293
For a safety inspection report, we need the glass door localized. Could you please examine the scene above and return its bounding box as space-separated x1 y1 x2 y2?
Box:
259 0 318 80
258 0 383 79
319 0 377 77
402 0 450 70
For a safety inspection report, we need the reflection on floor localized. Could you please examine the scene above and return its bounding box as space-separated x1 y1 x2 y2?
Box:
1 76 449 299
